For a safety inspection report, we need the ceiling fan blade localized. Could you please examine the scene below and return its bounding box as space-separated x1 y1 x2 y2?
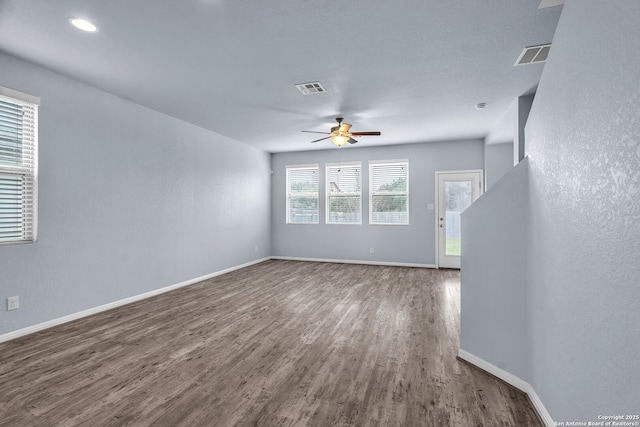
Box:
310 136 331 143
350 131 381 136
302 131 331 135
347 138 358 144
339 123 352 133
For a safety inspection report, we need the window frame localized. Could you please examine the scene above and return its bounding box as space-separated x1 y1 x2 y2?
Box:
369 159 409 226
285 164 319 224
325 161 362 225
0 86 39 245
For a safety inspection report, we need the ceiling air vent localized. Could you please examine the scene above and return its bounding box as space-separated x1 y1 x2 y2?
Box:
295 81 326 95
515 44 551 66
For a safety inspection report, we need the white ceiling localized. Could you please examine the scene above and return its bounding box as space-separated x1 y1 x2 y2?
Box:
0 0 562 153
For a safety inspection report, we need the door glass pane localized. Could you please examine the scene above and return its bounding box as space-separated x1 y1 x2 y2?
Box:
445 181 472 256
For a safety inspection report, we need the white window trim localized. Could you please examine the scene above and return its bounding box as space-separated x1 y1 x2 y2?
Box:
285 164 319 224
369 159 409 226
325 161 362 225
0 86 41 106
0 86 40 245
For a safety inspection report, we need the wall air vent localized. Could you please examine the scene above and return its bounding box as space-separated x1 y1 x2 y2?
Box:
515 44 551 66
295 82 326 95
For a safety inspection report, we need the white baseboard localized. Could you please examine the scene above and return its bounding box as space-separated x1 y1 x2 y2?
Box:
457 349 554 427
0 257 270 344
271 256 436 269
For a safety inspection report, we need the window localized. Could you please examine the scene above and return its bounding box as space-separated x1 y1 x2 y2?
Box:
0 87 39 244
326 162 361 224
286 164 319 224
369 160 409 225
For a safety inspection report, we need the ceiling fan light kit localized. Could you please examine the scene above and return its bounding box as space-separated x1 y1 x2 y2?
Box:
330 135 350 147
302 117 381 148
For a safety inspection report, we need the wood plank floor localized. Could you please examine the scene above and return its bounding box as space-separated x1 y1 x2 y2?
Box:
0 260 542 426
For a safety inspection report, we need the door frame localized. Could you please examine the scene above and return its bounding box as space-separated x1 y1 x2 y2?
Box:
434 169 484 269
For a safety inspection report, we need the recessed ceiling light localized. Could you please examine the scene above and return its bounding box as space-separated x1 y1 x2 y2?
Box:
69 18 98 32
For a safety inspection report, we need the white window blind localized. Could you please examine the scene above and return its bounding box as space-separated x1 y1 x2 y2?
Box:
326 162 361 224
369 160 409 225
286 165 319 224
0 88 39 244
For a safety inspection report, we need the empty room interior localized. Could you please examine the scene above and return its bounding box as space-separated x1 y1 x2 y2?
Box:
0 0 638 425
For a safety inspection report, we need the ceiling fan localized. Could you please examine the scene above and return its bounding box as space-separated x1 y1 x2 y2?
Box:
302 117 381 147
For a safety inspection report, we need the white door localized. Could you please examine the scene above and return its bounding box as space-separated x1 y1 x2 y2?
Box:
436 170 483 269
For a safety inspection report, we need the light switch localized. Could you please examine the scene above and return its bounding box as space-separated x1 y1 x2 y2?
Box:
428 204 434 210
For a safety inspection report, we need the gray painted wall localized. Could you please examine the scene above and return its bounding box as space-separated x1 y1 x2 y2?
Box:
484 142 513 190
0 52 271 335
515 95 534 165
271 140 484 265
526 0 640 418
461 0 640 420
461 158 530 380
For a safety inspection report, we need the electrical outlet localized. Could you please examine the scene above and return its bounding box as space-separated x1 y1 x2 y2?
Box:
369 247 375 254
7 296 19 311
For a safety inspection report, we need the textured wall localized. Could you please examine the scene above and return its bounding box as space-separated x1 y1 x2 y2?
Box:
526 0 640 418
484 142 513 190
460 0 640 420
0 52 271 336
271 140 484 265
461 159 530 380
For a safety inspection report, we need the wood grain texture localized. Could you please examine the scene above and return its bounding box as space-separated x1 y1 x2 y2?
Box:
0 260 542 426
